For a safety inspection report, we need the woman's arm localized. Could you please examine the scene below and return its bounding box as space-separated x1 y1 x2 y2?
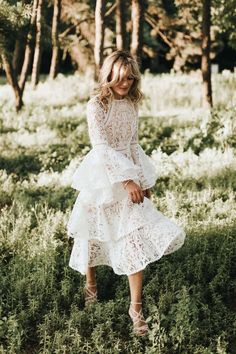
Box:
86 98 109 147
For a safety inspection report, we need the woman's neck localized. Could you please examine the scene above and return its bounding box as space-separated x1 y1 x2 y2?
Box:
113 92 125 100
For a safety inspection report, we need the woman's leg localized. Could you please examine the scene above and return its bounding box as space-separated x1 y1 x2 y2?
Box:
86 240 97 289
128 270 143 311
128 270 148 334
86 266 96 286
84 266 97 306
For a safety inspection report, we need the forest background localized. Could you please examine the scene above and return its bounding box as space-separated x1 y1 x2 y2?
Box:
0 1 236 353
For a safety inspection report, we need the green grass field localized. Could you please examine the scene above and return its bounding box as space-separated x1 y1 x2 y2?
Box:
0 72 236 353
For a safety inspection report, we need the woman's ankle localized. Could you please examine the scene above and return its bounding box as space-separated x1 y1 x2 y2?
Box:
86 281 97 287
130 300 142 311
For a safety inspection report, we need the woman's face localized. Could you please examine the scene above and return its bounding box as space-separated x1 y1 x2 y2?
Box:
110 65 134 99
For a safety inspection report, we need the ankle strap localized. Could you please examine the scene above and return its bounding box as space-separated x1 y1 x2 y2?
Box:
86 283 96 287
131 301 142 305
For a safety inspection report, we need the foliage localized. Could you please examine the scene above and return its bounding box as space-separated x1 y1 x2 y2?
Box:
0 72 236 353
1 0 236 75
212 0 236 50
0 0 31 54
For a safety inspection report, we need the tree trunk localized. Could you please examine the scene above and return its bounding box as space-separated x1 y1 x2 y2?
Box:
19 0 38 92
1 53 23 111
49 0 61 79
116 0 126 50
12 0 27 76
31 0 43 88
94 0 105 78
130 0 144 65
201 0 212 108
12 39 24 76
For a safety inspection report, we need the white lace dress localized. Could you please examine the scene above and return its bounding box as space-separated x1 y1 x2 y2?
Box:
67 95 186 275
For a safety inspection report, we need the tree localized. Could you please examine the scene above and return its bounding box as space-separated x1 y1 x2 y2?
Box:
12 0 28 76
1 52 24 111
19 0 38 93
12 38 23 75
31 0 44 88
94 0 105 77
0 0 30 111
116 0 126 50
130 0 144 65
201 0 213 108
49 0 61 79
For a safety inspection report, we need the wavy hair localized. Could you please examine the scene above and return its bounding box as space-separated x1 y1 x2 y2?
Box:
93 50 144 110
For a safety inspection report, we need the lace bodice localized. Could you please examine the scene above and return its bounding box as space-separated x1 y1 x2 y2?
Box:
85 95 156 190
87 96 138 157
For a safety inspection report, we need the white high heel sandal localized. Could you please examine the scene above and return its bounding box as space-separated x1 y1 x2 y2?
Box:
128 301 149 336
83 283 97 307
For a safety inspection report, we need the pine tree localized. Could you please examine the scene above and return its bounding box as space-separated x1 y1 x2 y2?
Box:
0 0 30 111
31 0 44 88
94 0 105 78
49 0 61 79
116 0 126 50
201 0 213 107
19 0 39 93
131 0 144 65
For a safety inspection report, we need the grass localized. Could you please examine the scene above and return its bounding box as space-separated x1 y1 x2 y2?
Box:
0 72 236 353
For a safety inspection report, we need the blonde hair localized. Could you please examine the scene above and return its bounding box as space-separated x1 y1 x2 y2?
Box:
93 50 144 110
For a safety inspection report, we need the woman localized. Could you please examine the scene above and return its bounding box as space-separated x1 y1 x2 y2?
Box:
67 50 186 336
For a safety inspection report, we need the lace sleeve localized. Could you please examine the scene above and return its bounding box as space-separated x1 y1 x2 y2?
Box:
130 103 158 190
86 98 108 147
130 102 139 145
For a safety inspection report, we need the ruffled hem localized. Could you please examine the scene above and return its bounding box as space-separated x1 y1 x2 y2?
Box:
70 144 158 205
68 215 186 276
131 144 158 190
67 196 168 243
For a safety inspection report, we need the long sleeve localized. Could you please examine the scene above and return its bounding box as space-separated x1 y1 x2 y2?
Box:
130 103 158 190
70 97 141 205
86 97 109 147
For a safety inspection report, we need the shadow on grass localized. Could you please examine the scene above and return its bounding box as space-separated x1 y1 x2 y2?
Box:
0 184 76 211
0 153 42 177
14 185 76 211
154 166 236 197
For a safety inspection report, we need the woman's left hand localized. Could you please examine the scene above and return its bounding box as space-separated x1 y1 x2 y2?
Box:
143 189 151 199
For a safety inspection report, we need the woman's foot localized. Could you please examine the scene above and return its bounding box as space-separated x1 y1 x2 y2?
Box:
128 301 149 336
83 282 97 307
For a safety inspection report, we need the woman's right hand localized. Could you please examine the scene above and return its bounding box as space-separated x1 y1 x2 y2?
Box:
122 180 144 204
